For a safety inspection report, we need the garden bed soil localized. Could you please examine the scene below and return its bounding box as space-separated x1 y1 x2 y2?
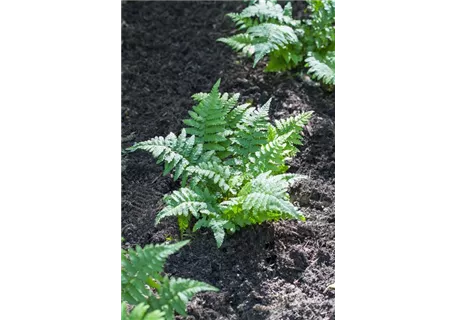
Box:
122 2 335 319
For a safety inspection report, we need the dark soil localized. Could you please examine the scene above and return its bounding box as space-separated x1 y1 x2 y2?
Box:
122 2 335 319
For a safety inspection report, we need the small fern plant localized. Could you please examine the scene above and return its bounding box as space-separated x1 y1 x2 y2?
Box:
121 240 218 320
218 0 303 72
218 0 335 85
127 79 312 247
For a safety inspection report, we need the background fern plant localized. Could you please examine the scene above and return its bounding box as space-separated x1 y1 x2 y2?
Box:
303 0 335 85
218 0 335 85
127 79 312 247
121 240 218 320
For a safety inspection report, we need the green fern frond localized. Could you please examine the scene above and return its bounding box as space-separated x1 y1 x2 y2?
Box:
249 172 304 197
121 241 190 306
229 98 271 159
187 161 239 195
248 23 299 66
263 44 304 72
244 191 299 217
235 0 298 27
191 92 209 102
221 91 241 110
283 1 293 17
217 34 255 56
192 216 232 248
226 102 252 130
221 172 306 227
183 79 235 153
156 188 218 226
218 23 300 68
121 241 218 320
155 277 218 319
126 129 216 183
271 111 313 154
305 53 335 85
247 132 292 175
122 303 165 320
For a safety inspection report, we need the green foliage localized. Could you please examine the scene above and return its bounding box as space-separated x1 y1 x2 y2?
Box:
127 129 216 185
183 79 237 153
122 303 165 320
121 241 218 320
302 0 335 85
218 0 335 84
220 172 305 228
128 80 312 247
305 52 335 85
302 0 335 54
218 0 303 72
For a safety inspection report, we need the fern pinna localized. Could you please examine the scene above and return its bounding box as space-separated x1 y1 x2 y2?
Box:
218 0 335 85
121 240 218 320
127 79 312 247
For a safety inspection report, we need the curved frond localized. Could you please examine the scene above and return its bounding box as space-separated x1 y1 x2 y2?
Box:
127 129 216 182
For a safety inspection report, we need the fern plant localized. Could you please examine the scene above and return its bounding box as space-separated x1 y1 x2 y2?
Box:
121 240 218 320
218 0 303 72
218 0 335 85
127 80 312 247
